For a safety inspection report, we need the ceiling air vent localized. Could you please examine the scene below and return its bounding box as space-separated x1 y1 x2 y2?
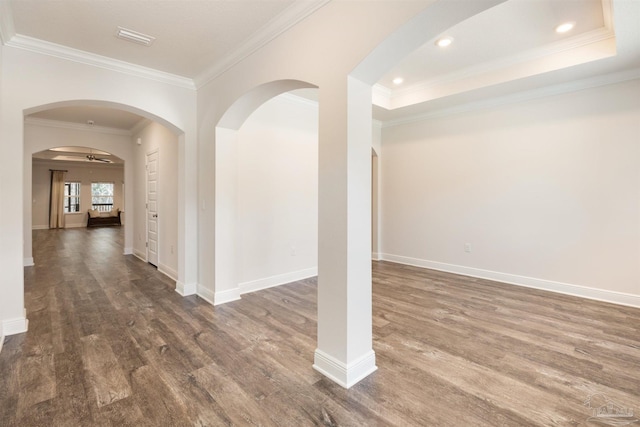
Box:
116 27 155 46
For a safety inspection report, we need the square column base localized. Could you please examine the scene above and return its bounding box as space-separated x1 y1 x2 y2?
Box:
313 348 377 388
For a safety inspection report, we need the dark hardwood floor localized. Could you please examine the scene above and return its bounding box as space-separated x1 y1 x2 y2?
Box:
1 227 639 426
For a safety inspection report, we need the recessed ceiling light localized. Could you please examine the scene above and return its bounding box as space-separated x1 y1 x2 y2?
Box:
435 37 454 48
555 22 575 34
116 27 155 46
392 77 404 85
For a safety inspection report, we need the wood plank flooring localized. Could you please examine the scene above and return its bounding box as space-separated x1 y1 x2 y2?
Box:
1 227 639 426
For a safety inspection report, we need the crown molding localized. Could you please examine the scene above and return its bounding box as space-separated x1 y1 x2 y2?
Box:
382 28 616 109
194 0 330 88
0 0 16 45
422 30 611 96
382 68 640 128
0 0 328 91
5 34 196 90
372 84 392 109
376 0 616 110
25 117 133 136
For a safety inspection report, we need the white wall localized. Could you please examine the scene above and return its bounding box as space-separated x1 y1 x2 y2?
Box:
132 121 179 280
32 159 124 229
196 0 504 386
0 38 4 343
236 93 318 292
381 79 640 306
197 0 432 304
372 121 382 259
1 44 197 336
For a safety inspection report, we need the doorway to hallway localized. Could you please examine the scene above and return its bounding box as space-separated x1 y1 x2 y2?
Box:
146 150 159 267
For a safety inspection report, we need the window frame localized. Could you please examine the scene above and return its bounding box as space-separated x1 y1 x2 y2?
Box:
64 182 81 214
91 182 115 212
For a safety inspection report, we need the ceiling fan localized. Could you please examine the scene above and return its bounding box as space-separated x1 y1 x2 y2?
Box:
86 152 112 163
43 147 118 164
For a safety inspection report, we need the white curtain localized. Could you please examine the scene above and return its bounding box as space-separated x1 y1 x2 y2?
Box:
49 170 66 229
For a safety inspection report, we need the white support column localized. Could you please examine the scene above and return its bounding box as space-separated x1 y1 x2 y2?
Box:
122 151 134 256
23 144 34 265
314 76 376 388
176 132 199 296
0 104 28 336
213 127 241 305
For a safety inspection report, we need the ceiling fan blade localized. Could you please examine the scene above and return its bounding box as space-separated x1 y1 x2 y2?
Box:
95 158 112 163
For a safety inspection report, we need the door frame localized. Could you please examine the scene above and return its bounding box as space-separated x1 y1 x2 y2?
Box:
146 148 159 267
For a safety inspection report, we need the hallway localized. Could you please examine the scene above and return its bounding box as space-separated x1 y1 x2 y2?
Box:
1 228 639 426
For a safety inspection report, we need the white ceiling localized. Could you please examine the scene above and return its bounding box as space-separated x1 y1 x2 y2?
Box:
379 0 606 89
7 0 299 80
4 0 640 129
29 106 147 131
375 0 640 122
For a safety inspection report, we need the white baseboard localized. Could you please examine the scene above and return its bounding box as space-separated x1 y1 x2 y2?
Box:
380 253 640 309
213 287 241 305
239 267 317 294
65 223 84 229
158 263 178 281
372 252 380 261
23 257 34 267
204 267 317 307
197 267 319 307
132 249 146 262
313 349 377 389
176 281 197 297
32 225 48 230
3 310 29 336
123 247 133 256
196 284 216 306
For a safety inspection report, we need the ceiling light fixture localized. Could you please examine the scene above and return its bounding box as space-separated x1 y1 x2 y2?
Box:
435 37 454 48
392 77 404 85
116 27 155 46
555 22 575 34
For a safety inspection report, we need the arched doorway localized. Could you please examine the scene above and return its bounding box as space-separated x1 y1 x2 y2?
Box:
22 101 192 294
30 146 125 236
209 80 318 305
195 1 508 389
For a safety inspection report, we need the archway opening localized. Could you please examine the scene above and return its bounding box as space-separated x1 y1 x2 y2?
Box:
31 146 125 231
23 102 184 287
236 88 319 295
211 80 319 305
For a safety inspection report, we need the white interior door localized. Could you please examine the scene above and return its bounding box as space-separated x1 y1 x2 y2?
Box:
147 150 159 267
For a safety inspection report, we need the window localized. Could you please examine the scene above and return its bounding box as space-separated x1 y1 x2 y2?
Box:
64 182 81 213
91 182 114 212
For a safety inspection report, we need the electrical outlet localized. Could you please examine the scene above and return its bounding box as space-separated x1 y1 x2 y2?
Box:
464 243 471 253
290 245 297 256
